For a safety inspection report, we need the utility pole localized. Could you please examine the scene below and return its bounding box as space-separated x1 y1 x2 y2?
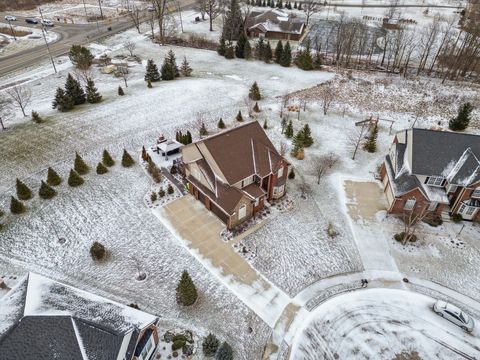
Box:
7 20 16 41
98 0 104 19
39 7 57 74
82 0 89 20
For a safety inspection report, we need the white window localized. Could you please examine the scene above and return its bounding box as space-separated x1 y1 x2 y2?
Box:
425 176 444 187
472 189 480 198
238 204 247 219
459 203 476 216
428 201 438 211
277 167 284 178
273 185 285 196
447 184 458 193
404 198 416 211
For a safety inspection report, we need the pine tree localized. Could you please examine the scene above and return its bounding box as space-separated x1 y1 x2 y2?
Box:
31 110 42 123
142 146 148 161
263 41 273 63
222 0 243 41
176 270 198 306
301 124 314 147
85 78 102 103
288 168 295 179
16 179 32 200
144 59 161 82
224 41 235 59
52 87 74 112
249 82 262 100
68 169 84 187
180 57 193 77
203 333 220 357
449 102 474 131
243 40 252 59
121 149 135 167
39 181 57 199
263 119 268 129
74 153 89 175
285 119 293 138
314 51 322 68
255 38 265 60
280 41 292 67
161 50 179 80
186 131 193 144
65 73 86 105
295 40 314 70
199 122 208 136
216 342 233 360
235 24 248 58
96 162 108 174
363 124 378 153
167 184 174 194
292 130 305 156
10 196 26 214
298 1 302 9
275 40 284 64
236 110 244 122
118 86 125 96
253 102 260 112
217 37 227 56
218 118 226 129
294 1 297 8
47 167 62 186
102 149 115 167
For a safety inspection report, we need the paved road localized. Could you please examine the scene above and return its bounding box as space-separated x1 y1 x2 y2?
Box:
326 2 464 8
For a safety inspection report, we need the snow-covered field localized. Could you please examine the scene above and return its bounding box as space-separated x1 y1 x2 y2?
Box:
0 25 58 58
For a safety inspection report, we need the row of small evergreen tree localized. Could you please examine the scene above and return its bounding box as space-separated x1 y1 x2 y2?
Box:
281 118 314 158
52 74 102 112
144 51 192 84
202 332 233 359
246 0 302 10
176 130 193 145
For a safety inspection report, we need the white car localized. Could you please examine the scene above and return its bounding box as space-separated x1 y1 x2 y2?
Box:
5 15 17 21
41 19 54 27
433 300 475 332
147 5 156 11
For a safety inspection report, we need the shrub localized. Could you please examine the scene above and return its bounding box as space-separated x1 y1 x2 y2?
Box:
236 111 243 122
423 216 443 227
102 150 115 167
150 192 157 202
216 341 233 360
172 339 185 351
249 82 261 101
31 110 42 123
253 102 260 112
394 232 417 243
263 119 268 129
159 188 166 197
47 167 62 186
39 181 57 199
10 196 26 214
170 165 178 175
96 162 108 174
74 153 89 175
452 213 463 223
90 241 106 260
118 86 125 96
218 118 226 129
288 168 295 179
68 169 84 187
16 179 33 200
202 333 219 356
167 184 174 194
122 149 135 167
172 334 188 343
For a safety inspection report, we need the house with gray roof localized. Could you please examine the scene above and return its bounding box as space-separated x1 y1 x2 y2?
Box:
181 121 289 229
246 9 305 41
380 128 480 221
0 273 159 360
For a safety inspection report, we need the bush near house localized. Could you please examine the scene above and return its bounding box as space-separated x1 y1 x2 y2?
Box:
452 213 463 223
90 241 106 260
394 232 417 243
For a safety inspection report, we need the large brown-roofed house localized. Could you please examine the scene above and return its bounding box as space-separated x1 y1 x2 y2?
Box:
181 121 289 229
246 9 305 41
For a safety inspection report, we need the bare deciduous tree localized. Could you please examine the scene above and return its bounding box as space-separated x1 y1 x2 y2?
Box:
197 0 208 20
319 83 336 115
312 152 340 184
0 96 13 130
348 122 368 160
74 67 92 85
128 5 142 33
401 206 431 245
6 85 31 117
279 141 287 157
123 40 136 56
207 0 220 31
243 96 254 118
303 0 318 27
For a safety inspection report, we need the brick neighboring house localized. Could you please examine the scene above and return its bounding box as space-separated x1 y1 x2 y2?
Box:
0 273 160 360
380 128 480 222
246 9 305 41
181 121 289 229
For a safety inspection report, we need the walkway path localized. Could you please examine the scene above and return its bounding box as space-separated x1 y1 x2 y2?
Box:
160 167 186 195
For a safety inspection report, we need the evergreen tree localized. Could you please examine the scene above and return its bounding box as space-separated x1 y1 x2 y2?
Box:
243 40 252 59
263 41 273 63
288 168 295 179
263 119 268 129
10 196 26 214
199 122 208 136
235 24 248 58
121 149 135 167
216 342 233 360
294 1 297 8
68 45 94 69
249 82 262 100
65 73 86 105
47 167 62 186
253 102 260 112
295 40 314 70
280 41 292 67
236 110 244 122
278 0 283 8
180 57 193 76
186 131 193 144
176 270 198 306
298 1 302 9
270 0 275 7
314 51 322 68
39 181 57 199
262 0 266 5
85 78 102 103
102 150 115 167
224 41 235 59
161 52 177 81
285 119 293 138
52 87 74 112
142 146 148 161
144 59 161 82
222 0 243 41
203 333 220 357
118 86 125 96
16 179 32 200
255 38 265 60
275 40 284 64
167 184 174 194
363 123 378 153
449 102 474 131
217 37 227 56
301 124 314 147
292 130 305 156
218 118 226 129
281 117 287 133
96 162 108 174
68 169 84 187
31 110 42 123
74 153 89 175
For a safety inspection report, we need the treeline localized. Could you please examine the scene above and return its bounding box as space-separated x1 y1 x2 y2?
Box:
0 0 60 11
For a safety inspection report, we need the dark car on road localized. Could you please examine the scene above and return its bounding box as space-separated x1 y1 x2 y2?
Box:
25 18 39 24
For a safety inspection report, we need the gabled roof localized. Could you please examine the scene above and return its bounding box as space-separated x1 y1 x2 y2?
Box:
410 129 480 186
247 9 304 34
0 273 158 360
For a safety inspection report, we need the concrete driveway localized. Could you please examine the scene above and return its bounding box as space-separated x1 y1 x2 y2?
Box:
344 179 388 223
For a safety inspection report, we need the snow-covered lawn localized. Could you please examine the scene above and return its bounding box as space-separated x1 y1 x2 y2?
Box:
0 25 58 58
290 288 480 360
